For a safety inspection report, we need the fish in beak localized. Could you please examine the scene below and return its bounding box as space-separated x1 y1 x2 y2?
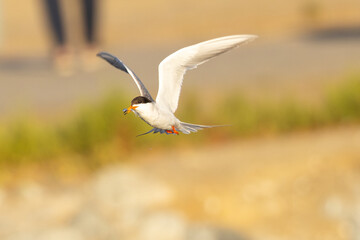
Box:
123 105 138 115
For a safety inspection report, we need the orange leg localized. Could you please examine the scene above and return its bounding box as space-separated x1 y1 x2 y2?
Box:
165 126 179 135
172 126 179 135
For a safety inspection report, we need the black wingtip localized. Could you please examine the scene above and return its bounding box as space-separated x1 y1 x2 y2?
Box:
96 51 128 73
96 51 110 58
96 51 114 61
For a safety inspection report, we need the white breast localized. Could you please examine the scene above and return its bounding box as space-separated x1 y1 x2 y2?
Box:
133 102 179 130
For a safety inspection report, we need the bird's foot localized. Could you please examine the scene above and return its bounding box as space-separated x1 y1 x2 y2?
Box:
166 126 179 135
172 126 179 135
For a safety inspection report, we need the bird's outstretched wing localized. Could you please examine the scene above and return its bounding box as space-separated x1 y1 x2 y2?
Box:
97 52 154 102
156 35 257 113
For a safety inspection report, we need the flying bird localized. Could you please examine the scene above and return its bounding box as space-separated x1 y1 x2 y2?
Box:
97 35 257 136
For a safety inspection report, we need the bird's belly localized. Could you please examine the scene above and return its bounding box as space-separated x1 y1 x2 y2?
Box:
153 114 175 129
140 111 176 130
135 105 179 130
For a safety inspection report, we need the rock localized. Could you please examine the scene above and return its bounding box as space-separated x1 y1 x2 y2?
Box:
187 225 217 240
71 209 113 240
18 182 44 205
0 188 6 208
42 190 83 224
135 211 187 240
90 166 174 211
36 227 84 240
5 227 83 240
188 224 248 240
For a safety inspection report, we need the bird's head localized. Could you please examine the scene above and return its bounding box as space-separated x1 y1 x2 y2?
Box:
123 96 152 115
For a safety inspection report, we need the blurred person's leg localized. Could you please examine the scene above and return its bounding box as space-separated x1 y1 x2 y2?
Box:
43 0 74 75
0 0 3 47
83 0 97 45
81 0 99 71
43 0 65 47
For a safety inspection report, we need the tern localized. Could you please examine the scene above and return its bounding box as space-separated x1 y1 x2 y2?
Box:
97 35 257 136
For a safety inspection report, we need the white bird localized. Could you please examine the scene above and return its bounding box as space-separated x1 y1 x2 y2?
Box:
97 35 257 136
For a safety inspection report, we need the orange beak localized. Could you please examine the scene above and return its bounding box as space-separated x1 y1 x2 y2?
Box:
123 105 138 115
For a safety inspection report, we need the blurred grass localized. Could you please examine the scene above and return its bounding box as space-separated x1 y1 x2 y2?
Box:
325 75 360 123
0 73 360 169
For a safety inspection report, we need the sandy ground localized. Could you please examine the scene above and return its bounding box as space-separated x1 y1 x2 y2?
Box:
1 126 360 240
140 126 360 240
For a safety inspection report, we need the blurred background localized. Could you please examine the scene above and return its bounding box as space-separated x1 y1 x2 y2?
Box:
0 0 360 239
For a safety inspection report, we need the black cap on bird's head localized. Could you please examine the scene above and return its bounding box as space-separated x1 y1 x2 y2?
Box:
131 96 152 106
123 96 152 115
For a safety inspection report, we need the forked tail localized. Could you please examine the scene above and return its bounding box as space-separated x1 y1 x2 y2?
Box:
136 122 227 137
177 122 218 134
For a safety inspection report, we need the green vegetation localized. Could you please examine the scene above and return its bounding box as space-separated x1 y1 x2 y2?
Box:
0 74 360 168
325 75 360 123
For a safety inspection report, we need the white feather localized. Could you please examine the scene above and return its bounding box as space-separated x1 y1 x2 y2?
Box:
156 35 257 113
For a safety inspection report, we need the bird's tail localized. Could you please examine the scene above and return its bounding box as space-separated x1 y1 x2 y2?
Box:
136 122 228 137
178 122 227 134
